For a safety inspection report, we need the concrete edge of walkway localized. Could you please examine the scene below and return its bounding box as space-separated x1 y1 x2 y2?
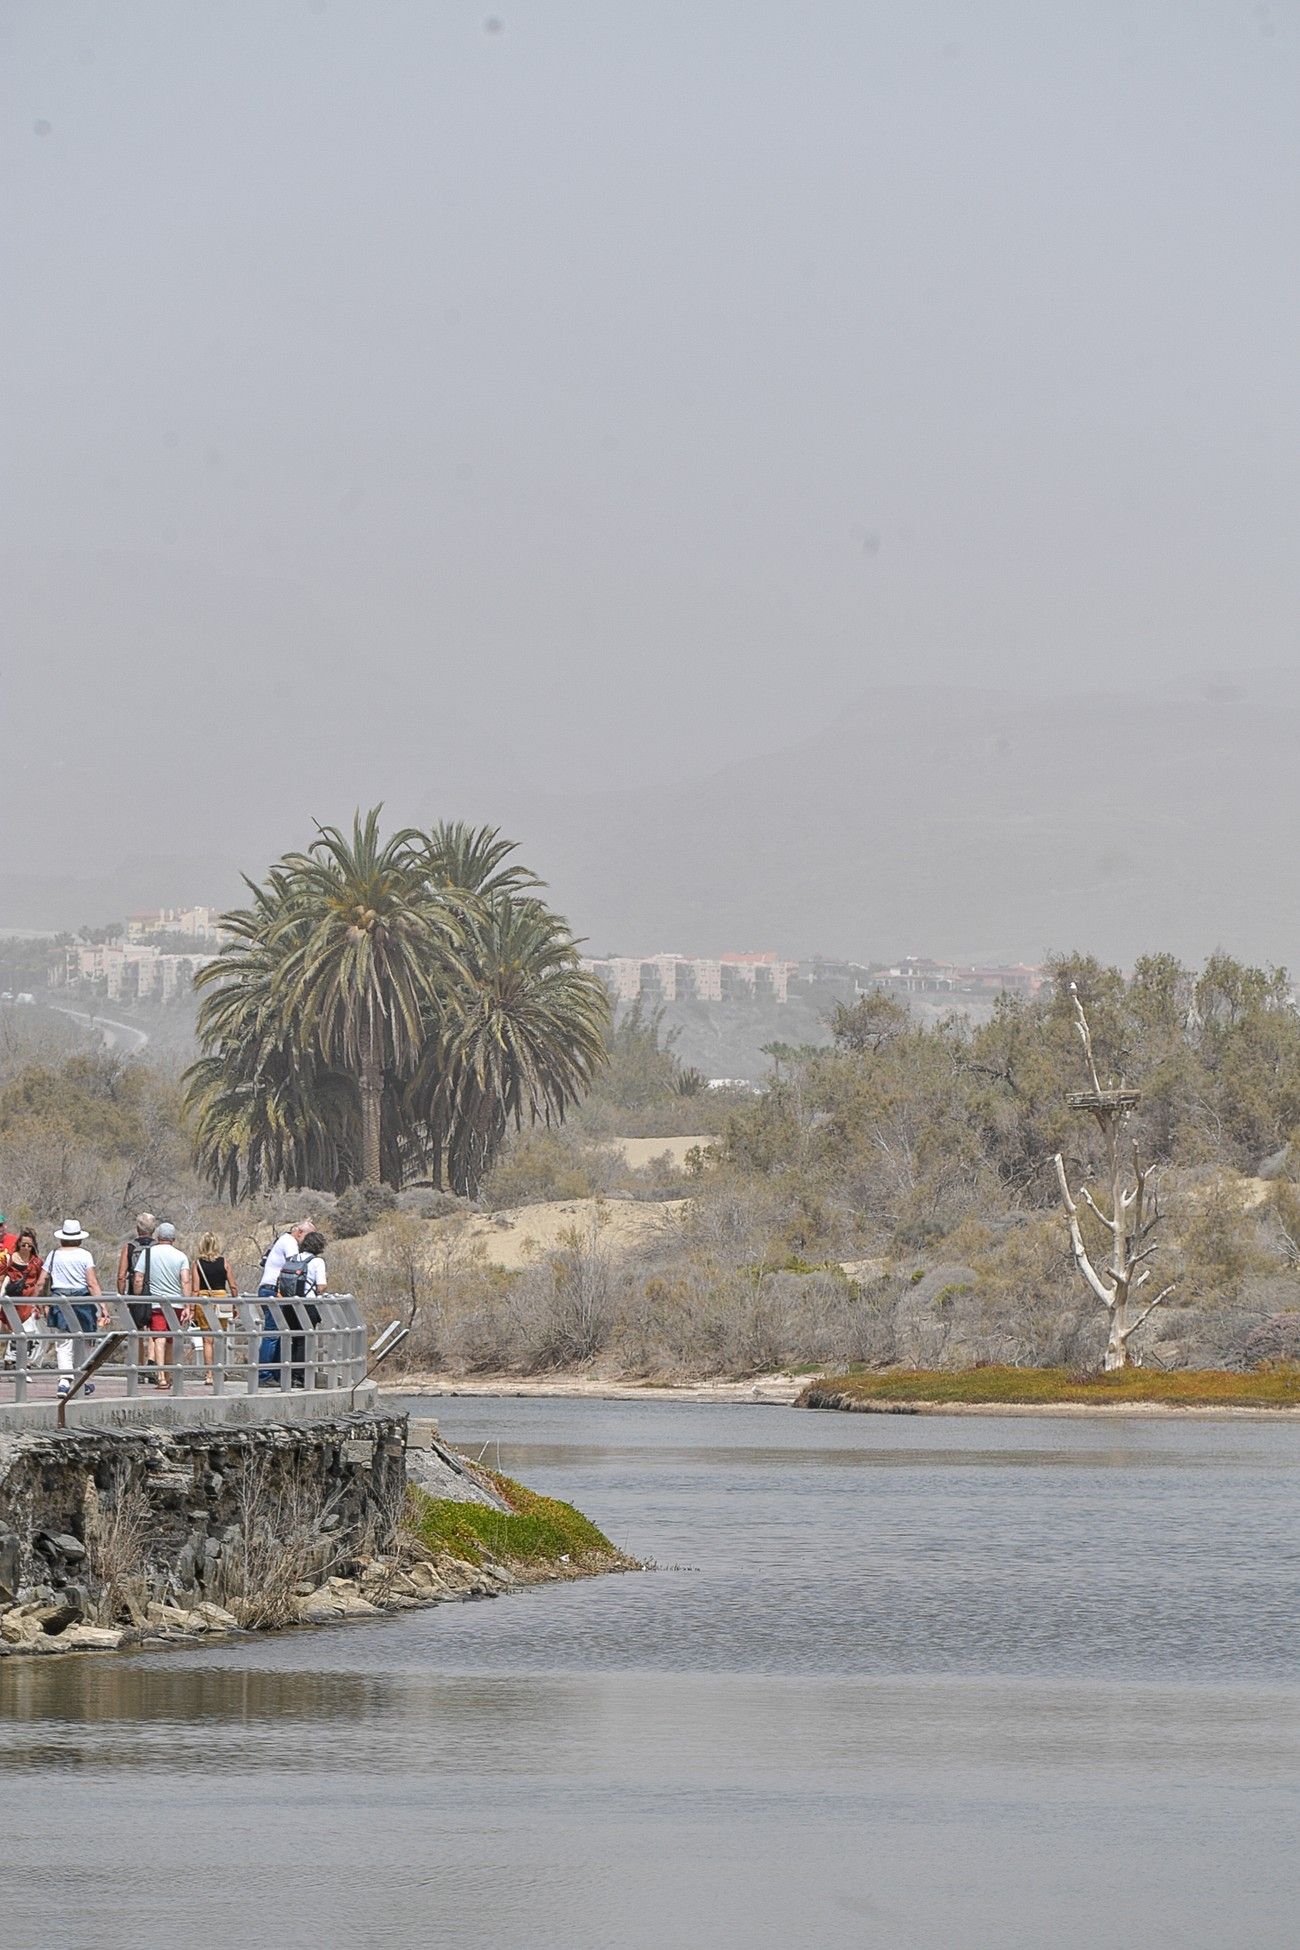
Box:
0 1381 379 1434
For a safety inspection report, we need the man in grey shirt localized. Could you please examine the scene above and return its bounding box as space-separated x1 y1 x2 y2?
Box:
132 1220 191 1388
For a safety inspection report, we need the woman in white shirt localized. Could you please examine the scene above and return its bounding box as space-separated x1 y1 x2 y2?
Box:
286 1231 328 1389
300 1231 328 1297
40 1220 103 1398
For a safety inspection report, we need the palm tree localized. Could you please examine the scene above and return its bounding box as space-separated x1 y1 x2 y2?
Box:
272 809 465 1188
188 868 360 1194
423 821 543 902
186 810 608 1200
412 897 610 1197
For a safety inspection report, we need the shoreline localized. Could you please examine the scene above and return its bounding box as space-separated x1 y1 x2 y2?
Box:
382 1372 806 1405
803 1395 1300 1421
380 1372 1300 1419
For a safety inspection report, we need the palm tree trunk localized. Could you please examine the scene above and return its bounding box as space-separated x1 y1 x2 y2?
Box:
360 1058 384 1188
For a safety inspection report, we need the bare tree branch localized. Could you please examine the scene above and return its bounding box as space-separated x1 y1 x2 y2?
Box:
1054 1152 1115 1309
1118 1284 1175 1343
1079 1184 1110 1227
1069 983 1104 1097
1057 990 1169 1370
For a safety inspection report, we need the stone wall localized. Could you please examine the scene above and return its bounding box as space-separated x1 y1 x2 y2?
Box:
0 1409 407 1650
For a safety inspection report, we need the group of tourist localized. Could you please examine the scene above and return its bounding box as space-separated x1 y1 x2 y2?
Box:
0 1209 330 1396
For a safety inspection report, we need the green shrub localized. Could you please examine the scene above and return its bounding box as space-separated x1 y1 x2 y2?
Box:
408 1471 621 1567
333 1182 397 1238
799 1364 1300 1409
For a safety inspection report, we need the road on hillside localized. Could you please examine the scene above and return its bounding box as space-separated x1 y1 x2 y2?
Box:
48 1004 150 1054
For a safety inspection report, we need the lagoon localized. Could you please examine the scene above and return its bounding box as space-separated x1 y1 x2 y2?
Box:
2 1400 1296 1949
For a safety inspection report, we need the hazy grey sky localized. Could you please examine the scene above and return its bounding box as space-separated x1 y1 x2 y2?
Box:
4 2 1300 931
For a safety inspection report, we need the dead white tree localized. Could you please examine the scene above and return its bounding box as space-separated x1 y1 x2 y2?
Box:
1053 984 1174 1371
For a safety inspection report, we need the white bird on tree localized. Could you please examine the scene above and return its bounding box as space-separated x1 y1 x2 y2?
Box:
1053 983 1175 1371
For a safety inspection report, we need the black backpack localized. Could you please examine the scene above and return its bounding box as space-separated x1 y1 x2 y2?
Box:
127 1238 152 1295
276 1253 314 1299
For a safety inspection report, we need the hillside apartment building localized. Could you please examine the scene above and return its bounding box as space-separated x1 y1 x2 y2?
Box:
583 952 794 1005
126 906 223 942
583 952 1045 1009
53 941 217 1003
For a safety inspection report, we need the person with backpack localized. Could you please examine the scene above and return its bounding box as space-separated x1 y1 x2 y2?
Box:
280 1229 329 1389
117 1213 157 1363
272 1225 324 1389
299 1231 328 1300
257 1218 314 1387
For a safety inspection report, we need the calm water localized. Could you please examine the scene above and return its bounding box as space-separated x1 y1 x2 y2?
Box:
2 1400 1297 1949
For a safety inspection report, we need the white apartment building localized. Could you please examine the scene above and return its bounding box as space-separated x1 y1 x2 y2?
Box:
58 942 215 1003
583 952 790 1006
585 957 644 1004
126 906 223 942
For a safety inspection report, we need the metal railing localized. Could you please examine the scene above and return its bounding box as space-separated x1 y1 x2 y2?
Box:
0 1294 372 1406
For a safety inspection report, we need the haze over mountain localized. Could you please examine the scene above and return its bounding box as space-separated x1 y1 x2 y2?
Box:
488 677 1300 970
5 7 1300 966
5 678 1300 977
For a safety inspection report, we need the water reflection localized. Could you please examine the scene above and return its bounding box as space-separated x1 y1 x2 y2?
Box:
2 1400 1297 1950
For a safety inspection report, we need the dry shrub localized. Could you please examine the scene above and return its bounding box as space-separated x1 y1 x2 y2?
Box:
676 1171 788 1271
334 1210 505 1371
1174 1172 1274 1303
509 1223 618 1370
962 1215 1089 1366
84 1469 152 1625
615 1264 870 1378
219 1454 349 1628
840 1277 899 1366
0 1127 119 1239
482 1129 603 1208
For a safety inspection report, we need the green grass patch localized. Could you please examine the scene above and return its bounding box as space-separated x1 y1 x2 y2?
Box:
408 1470 621 1569
799 1363 1300 1410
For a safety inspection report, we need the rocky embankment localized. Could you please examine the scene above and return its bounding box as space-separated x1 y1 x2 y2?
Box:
0 1412 629 1659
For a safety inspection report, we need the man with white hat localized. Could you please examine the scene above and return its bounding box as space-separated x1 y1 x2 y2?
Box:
39 1222 103 1398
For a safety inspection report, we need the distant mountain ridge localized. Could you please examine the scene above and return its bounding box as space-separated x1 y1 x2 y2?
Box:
3 682 1297 972
492 682 1300 969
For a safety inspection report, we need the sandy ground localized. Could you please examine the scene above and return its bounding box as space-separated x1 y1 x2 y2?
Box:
382 1371 806 1404
456 1195 691 1269
340 1194 694 1273
599 1134 716 1170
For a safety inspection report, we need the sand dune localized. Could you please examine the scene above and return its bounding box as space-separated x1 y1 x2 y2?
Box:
599 1134 716 1171
455 1196 691 1269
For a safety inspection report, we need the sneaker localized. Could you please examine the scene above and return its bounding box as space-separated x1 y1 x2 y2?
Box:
57 1379 71 1397
83 1382 95 1396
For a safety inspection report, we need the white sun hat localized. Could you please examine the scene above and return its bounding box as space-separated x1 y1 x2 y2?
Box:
55 1220 90 1243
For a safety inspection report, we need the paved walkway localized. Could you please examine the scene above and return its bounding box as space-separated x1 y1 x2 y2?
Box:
0 1367 263 1406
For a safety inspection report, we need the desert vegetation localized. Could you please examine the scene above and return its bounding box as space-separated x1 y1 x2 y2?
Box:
335 951 1300 1378
4 945 1300 1381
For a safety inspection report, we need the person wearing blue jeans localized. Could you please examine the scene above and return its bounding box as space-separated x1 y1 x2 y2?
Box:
42 1220 104 1399
257 1219 312 1386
